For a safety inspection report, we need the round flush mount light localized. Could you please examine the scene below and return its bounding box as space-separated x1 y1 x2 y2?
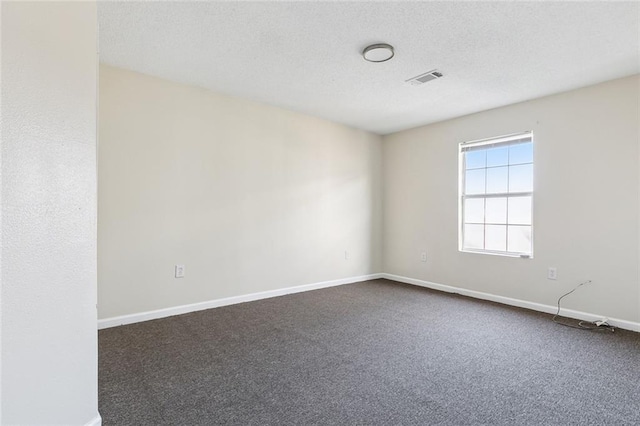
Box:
362 43 394 63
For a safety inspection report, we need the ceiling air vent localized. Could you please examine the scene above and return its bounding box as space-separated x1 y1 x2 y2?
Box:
406 69 443 86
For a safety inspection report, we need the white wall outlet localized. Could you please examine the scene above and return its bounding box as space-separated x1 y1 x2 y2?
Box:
175 264 185 278
344 251 349 260
421 252 427 262
547 267 557 280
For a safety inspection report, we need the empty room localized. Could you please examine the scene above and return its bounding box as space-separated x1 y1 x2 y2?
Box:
2 1 640 425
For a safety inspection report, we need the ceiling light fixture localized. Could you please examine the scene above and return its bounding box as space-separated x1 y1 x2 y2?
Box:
362 43 394 63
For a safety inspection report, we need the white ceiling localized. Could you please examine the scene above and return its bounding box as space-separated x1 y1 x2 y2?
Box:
98 1 640 135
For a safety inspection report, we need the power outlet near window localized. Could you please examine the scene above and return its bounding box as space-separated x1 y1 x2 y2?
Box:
547 267 557 280
175 264 185 278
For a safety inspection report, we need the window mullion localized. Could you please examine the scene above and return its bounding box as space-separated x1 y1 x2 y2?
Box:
464 191 531 199
482 151 487 250
505 152 510 251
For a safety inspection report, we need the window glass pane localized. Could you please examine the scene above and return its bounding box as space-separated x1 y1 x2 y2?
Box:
465 150 486 169
485 197 507 224
509 142 533 165
507 225 532 253
464 198 484 223
465 169 485 195
463 224 484 250
508 196 532 225
486 146 509 167
486 166 508 194
508 164 533 192
485 225 506 251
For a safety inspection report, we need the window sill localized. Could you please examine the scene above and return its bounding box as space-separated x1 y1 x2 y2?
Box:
460 249 533 259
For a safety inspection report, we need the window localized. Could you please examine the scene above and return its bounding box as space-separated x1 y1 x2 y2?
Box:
459 132 533 257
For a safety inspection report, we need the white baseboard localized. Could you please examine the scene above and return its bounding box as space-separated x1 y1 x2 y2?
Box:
84 414 102 426
98 273 384 329
381 273 640 333
98 272 639 333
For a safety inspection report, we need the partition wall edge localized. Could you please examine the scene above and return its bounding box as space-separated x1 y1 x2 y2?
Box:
1 2 100 425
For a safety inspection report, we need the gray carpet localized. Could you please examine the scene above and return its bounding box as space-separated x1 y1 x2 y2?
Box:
99 279 640 425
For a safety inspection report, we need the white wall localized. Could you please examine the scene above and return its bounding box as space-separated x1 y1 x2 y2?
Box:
1 2 99 425
98 65 382 320
383 75 640 323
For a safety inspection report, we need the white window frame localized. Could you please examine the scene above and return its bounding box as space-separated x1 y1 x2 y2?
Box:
458 131 534 258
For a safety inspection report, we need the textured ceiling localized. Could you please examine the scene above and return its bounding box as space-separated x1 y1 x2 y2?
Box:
98 1 640 135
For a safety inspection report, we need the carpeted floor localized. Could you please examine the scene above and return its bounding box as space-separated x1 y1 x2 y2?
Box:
99 279 640 425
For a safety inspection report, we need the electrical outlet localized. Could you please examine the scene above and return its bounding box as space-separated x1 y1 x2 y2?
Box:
547 267 557 280
344 251 349 261
175 264 185 278
421 252 427 262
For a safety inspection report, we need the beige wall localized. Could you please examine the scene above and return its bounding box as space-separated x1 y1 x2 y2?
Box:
99 64 639 325
383 75 640 323
98 65 382 319
2 2 99 424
